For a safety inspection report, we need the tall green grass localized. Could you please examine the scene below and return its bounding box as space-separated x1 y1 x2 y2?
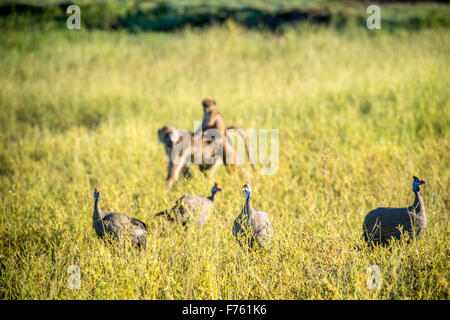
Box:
0 22 449 299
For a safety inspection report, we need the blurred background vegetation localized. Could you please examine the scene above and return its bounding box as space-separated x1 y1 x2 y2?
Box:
1 0 450 32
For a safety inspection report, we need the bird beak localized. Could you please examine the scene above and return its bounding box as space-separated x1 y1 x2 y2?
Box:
420 180 426 184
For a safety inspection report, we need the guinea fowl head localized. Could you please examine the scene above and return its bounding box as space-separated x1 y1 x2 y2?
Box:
93 188 101 202
413 176 426 192
211 183 222 195
241 182 252 200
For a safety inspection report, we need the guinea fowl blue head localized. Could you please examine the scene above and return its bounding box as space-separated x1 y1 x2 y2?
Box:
211 183 222 195
207 183 222 201
412 176 426 192
242 182 251 200
94 189 101 203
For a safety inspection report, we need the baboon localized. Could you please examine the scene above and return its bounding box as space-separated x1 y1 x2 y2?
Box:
157 99 255 188
195 98 255 176
157 125 212 189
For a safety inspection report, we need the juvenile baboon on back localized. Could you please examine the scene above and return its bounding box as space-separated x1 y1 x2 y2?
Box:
157 100 255 188
195 98 255 176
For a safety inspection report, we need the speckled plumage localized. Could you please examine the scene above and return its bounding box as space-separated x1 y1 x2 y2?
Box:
92 190 147 249
156 184 221 227
363 177 426 245
233 183 273 249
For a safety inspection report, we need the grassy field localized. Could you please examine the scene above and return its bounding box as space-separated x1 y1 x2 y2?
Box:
0 16 449 299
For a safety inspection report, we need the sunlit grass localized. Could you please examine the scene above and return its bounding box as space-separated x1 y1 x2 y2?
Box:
0 23 448 299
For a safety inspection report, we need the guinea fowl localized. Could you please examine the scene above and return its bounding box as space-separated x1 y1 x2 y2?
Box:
232 182 273 249
92 189 148 249
363 176 427 246
155 183 222 227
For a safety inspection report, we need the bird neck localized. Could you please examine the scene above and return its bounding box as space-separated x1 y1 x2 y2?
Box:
207 191 216 201
411 191 425 218
93 198 104 220
243 197 252 221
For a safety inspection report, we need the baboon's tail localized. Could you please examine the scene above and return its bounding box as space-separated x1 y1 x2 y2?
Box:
226 125 256 170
